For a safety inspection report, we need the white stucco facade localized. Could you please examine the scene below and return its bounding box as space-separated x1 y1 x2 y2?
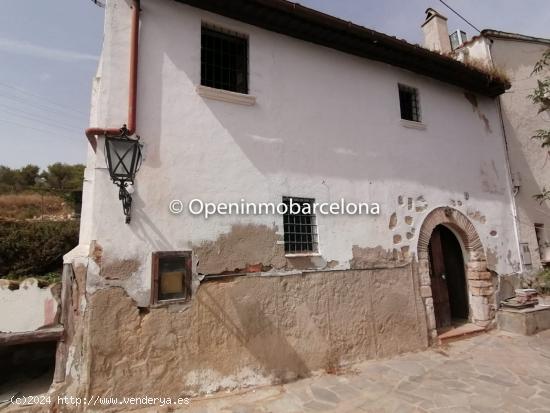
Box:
78 0 521 307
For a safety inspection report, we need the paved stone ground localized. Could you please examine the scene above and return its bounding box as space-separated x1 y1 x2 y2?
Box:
3 330 550 412
180 330 550 413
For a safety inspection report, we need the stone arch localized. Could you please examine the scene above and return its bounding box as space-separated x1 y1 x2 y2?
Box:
418 207 485 261
417 207 494 341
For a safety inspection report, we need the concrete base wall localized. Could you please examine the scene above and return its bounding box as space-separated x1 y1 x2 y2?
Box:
65 265 428 396
497 306 550 336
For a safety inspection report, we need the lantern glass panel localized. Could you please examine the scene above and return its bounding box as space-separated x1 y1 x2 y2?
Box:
106 138 139 180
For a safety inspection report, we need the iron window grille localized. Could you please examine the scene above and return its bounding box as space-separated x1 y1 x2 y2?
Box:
398 84 421 122
201 24 248 94
283 196 318 253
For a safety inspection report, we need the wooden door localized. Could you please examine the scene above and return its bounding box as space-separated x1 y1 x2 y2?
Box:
440 227 469 320
429 227 452 329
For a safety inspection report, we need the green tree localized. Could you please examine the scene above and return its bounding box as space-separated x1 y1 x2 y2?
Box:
41 163 85 191
0 166 18 192
18 164 40 187
531 49 550 203
0 164 41 192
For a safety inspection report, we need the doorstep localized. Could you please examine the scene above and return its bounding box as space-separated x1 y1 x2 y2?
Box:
438 323 486 343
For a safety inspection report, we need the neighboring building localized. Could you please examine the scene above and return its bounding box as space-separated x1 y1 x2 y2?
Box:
59 0 521 396
421 7 550 276
454 30 550 275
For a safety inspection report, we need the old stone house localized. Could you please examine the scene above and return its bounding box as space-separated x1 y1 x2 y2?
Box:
57 0 522 396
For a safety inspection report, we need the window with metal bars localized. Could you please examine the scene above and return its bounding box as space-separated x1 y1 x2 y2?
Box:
398 84 421 122
283 197 318 253
201 25 248 94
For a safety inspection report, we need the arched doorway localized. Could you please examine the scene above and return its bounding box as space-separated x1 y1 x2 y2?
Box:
417 207 493 340
428 225 469 330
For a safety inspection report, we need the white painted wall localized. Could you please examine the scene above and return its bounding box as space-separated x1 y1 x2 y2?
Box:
455 37 492 65
80 0 521 305
0 279 59 333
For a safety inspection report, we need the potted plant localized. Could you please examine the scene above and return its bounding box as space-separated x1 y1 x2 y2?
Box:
536 269 550 306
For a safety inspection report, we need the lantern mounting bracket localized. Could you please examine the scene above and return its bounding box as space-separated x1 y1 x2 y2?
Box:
104 125 142 224
118 182 133 224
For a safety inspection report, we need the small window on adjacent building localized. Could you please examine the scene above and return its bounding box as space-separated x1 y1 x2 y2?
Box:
152 251 192 304
520 243 533 270
283 196 318 254
201 24 248 94
535 224 546 260
398 84 421 122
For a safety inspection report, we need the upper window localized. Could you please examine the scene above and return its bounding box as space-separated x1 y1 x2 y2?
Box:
152 251 192 304
201 25 248 94
283 197 318 254
398 84 421 122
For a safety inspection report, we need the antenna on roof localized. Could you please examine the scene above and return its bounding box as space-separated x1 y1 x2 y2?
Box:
438 0 480 33
90 0 106 7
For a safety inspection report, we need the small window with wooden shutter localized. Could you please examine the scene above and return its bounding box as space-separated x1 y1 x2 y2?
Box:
151 251 192 304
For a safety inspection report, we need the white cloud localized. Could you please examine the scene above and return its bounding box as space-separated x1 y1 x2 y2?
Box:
0 38 98 62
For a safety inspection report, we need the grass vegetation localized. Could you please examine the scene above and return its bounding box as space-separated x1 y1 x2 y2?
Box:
0 192 73 220
462 58 511 85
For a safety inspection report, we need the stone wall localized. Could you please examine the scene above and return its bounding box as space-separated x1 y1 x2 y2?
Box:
65 265 428 397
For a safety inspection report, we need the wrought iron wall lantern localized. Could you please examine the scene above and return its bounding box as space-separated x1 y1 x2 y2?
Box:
104 125 143 224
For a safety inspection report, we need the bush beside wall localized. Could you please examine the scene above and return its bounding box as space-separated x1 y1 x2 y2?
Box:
0 220 79 278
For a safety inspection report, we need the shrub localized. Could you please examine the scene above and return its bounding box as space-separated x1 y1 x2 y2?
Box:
536 269 550 296
0 220 79 278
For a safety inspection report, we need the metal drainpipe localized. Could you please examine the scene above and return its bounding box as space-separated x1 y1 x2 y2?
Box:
85 0 141 151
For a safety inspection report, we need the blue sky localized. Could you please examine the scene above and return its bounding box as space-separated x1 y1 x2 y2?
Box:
0 0 548 169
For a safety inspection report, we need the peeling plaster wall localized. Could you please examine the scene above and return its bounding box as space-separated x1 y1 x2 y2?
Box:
64 267 427 396
75 0 523 308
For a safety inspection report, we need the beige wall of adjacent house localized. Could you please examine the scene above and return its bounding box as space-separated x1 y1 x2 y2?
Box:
492 39 550 272
460 37 550 272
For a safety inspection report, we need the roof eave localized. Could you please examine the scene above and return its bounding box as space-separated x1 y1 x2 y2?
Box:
174 0 509 97
481 29 550 46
